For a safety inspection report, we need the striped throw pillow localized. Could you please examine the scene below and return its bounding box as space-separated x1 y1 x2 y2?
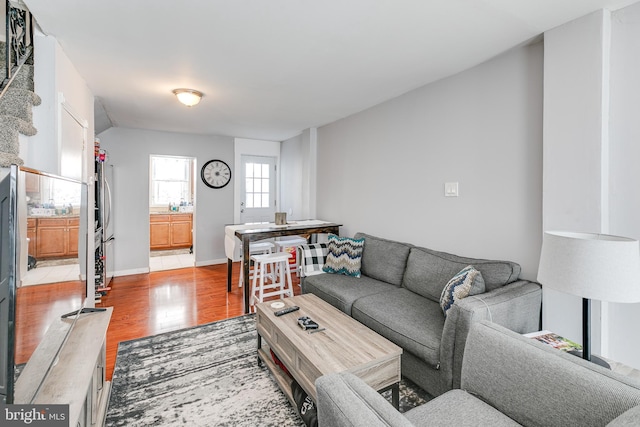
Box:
322 234 365 278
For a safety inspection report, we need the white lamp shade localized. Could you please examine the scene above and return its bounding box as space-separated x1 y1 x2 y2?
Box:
537 231 640 303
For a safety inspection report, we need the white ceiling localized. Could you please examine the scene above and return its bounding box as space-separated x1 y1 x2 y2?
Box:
22 0 639 141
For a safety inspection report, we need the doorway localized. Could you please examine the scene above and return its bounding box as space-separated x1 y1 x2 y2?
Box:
239 155 277 224
148 155 195 271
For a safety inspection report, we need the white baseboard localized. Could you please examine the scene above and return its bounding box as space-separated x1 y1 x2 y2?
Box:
114 267 150 277
195 258 228 267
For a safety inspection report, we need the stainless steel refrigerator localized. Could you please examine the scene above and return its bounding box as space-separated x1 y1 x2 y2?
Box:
95 161 114 292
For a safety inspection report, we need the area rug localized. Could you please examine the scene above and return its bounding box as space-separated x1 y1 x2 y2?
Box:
106 314 430 426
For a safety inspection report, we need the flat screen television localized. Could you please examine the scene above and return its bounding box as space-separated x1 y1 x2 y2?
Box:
0 165 89 404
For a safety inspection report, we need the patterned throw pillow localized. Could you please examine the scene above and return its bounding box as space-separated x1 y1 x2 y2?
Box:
298 243 329 277
322 234 365 277
440 265 485 316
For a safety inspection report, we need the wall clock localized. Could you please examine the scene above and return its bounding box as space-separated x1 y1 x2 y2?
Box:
201 159 232 189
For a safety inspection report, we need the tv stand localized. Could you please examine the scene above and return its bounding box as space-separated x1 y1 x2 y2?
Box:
14 307 112 427
61 307 107 318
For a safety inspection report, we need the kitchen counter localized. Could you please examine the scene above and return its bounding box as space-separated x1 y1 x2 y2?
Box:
150 211 192 215
28 214 79 218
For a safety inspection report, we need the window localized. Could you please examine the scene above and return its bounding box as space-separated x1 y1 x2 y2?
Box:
150 156 193 207
49 179 82 207
245 162 270 208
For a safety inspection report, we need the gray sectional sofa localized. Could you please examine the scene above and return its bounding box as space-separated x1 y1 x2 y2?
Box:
316 321 640 427
301 232 542 397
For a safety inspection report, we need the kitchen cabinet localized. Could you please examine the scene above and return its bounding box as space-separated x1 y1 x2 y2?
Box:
150 215 171 249
170 214 193 247
26 218 36 257
150 213 192 250
35 216 79 259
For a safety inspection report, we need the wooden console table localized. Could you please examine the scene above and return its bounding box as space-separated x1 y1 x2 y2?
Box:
225 220 341 313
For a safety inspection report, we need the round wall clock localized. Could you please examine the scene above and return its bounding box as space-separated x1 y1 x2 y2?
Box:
201 159 232 189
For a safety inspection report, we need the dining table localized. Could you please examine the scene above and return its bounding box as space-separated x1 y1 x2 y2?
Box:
224 220 342 313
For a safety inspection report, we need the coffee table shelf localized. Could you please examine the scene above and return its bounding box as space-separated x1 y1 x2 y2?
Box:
256 294 402 408
257 345 296 408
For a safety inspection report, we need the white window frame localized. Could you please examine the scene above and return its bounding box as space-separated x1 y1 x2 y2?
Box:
149 155 193 208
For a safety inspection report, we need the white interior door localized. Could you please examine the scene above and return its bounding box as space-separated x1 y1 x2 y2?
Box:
240 155 277 223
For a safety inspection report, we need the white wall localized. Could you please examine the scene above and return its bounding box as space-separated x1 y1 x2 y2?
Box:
280 133 304 220
543 4 640 370
316 42 543 279
542 9 611 355
280 128 317 220
29 35 94 179
608 1 640 368
99 128 234 276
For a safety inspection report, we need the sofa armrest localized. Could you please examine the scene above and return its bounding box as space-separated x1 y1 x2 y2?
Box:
440 279 541 389
608 406 640 426
463 321 640 426
316 372 414 427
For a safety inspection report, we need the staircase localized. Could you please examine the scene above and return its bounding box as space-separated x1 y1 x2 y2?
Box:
0 2 40 167
0 40 40 167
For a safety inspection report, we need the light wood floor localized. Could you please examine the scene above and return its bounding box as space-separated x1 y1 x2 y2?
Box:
96 263 302 380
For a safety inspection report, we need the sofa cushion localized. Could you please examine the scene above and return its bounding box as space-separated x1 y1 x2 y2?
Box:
354 232 412 286
402 247 521 302
302 274 397 315
323 234 365 277
405 389 520 426
440 265 485 316
352 288 444 368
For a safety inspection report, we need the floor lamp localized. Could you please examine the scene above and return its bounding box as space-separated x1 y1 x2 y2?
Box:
537 231 640 368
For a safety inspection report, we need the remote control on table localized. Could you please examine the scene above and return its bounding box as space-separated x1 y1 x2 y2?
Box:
274 306 300 316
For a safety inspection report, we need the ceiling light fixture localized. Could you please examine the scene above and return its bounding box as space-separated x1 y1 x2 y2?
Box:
173 88 203 107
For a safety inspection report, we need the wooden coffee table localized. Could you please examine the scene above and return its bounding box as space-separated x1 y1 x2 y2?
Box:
256 293 402 408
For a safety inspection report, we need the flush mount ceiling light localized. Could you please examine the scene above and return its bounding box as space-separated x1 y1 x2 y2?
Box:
172 88 203 107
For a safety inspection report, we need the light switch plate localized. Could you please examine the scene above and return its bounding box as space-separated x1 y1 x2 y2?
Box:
444 182 459 197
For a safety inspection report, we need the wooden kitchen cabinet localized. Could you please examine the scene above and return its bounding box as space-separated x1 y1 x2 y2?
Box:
26 218 36 257
150 215 171 249
170 214 192 247
67 217 79 257
150 213 192 250
35 217 79 259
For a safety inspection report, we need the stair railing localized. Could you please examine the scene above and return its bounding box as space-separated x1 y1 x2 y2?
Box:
1 0 33 98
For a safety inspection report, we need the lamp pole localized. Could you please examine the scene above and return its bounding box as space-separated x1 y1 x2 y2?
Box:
582 298 591 361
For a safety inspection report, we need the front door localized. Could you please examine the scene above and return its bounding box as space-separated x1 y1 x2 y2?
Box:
239 155 276 224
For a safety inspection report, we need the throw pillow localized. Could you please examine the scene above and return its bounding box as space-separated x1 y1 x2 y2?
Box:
440 265 485 316
299 243 329 277
322 234 365 278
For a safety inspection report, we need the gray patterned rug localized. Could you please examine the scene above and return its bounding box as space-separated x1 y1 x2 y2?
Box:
106 314 430 426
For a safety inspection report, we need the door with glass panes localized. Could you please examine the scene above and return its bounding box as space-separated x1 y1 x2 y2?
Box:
239 155 276 223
